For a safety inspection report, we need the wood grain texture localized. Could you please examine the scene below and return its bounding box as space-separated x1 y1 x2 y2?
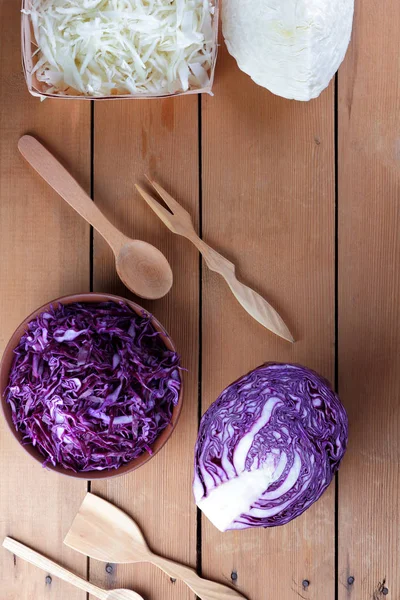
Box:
201 43 335 600
90 97 200 600
338 0 400 597
0 3 90 600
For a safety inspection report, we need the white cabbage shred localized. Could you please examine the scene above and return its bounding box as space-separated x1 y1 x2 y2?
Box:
23 0 215 96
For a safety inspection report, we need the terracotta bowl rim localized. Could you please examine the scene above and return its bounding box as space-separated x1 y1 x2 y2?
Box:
0 292 183 480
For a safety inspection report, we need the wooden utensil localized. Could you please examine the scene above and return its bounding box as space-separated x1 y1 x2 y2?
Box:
18 136 173 300
64 493 247 600
2 537 142 600
136 180 294 342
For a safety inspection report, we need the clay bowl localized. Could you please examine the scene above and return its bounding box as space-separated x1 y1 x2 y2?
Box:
0 292 183 479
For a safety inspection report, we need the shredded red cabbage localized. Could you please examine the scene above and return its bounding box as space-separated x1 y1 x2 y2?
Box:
6 302 181 472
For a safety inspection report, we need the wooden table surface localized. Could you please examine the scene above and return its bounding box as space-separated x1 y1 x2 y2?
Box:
1 2 399 600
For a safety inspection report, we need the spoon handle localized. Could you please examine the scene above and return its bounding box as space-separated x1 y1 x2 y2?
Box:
3 537 108 600
150 554 247 600
18 135 125 254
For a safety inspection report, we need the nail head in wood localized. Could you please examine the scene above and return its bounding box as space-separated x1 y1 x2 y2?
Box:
45 575 52 584
105 563 114 574
231 572 238 582
347 576 355 585
382 587 389 595
302 580 310 588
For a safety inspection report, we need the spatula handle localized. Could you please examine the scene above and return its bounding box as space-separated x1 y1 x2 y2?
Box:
2 537 108 600
151 554 247 600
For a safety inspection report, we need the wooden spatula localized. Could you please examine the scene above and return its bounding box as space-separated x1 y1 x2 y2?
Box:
3 537 143 600
64 493 247 600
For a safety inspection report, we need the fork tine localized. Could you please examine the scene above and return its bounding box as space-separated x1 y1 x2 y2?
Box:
135 184 176 232
145 176 190 218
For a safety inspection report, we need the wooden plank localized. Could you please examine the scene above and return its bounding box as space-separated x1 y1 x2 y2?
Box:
90 97 199 600
201 44 336 600
0 3 91 599
338 0 400 597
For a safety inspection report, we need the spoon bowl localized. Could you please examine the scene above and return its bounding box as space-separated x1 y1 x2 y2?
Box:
106 591 143 600
116 240 172 299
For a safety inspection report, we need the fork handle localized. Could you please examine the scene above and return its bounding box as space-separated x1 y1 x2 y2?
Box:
150 554 247 600
188 234 236 276
2 537 108 600
188 234 293 342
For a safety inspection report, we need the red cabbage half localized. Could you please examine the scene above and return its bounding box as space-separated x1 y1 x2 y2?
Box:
193 363 347 530
6 302 181 472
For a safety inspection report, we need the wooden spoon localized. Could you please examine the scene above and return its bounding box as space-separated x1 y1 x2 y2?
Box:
2 537 143 600
64 493 248 600
18 135 173 300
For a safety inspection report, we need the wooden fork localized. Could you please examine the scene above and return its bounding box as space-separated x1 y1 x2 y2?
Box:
135 180 294 343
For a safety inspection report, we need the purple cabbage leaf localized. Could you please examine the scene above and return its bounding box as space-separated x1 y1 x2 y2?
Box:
193 363 348 531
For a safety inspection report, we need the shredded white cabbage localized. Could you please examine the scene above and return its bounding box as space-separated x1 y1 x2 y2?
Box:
23 0 215 96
